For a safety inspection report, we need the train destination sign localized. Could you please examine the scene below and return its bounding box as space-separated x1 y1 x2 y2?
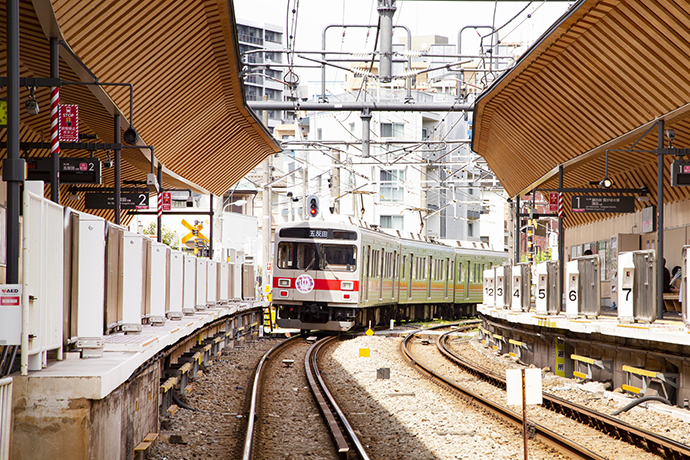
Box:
84 191 149 210
571 195 635 213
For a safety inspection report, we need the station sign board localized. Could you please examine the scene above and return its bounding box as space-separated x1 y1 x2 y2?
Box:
26 157 101 184
571 195 635 213
0 284 22 345
84 191 149 210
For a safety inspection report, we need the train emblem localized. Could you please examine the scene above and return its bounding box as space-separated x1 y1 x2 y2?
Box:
295 274 315 294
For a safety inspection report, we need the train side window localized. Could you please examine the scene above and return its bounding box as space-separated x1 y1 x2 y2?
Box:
401 255 406 278
430 256 434 280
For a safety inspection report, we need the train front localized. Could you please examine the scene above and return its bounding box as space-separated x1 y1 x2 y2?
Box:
272 223 360 331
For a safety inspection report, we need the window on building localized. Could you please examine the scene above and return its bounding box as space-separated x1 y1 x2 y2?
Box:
349 123 355 133
422 127 428 139
380 215 404 230
317 128 322 140
380 169 405 202
380 122 404 138
468 222 474 237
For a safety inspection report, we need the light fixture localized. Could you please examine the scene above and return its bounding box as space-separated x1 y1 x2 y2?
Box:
25 87 39 115
123 126 138 144
599 177 613 189
666 128 676 147
598 149 613 188
637 195 650 202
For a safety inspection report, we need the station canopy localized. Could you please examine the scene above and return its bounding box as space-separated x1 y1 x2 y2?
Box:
472 0 690 227
1 0 279 222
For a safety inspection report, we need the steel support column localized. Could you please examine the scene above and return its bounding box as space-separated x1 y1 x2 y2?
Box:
657 120 665 319
157 164 162 243
5 0 22 284
558 165 564 311
361 109 372 158
514 196 520 264
114 114 121 225
50 37 60 203
377 0 396 83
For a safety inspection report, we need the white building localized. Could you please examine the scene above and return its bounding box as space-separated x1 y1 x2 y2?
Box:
237 19 285 129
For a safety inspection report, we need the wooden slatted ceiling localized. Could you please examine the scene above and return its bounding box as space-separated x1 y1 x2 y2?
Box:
473 0 690 228
50 0 279 197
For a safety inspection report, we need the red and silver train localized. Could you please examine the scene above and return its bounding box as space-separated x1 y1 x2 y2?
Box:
272 221 508 331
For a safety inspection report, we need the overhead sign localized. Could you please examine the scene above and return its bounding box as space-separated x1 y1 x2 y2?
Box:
671 160 690 186
59 104 79 142
26 157 101 184
571 195 635 213
84 191 149 210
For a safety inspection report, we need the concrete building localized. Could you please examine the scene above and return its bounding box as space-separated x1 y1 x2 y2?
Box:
237 19 285 129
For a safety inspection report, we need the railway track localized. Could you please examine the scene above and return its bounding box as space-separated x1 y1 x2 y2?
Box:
242 335 369 460
306 336 371 460
434 326 690 460
402 325 608 460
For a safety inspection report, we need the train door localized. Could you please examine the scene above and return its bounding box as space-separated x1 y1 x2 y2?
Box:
445 258 451 299
465 261 471 300
408 254 414 300
363 245 370 302
427 256 432 299
391 251 397 300
379 250 385 301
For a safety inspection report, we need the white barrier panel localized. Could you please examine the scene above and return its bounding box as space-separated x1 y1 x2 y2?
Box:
566 260 579 318
218 262 230 303
121 232 145 332
182 255 196 315
70 211 105 357
511 264 530 312
144 240 167 325
207 260 218 306
22 191 64 372
495 265 509 309
483 269 495 307
196 258 208 310
535 262 548 315
0 377 12 460
229 262 237 301
618 252 635 322
167 250 184 319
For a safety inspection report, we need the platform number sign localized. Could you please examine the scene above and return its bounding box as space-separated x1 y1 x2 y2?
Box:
569 290 577 302
496 287 503 297
538 288 546 300
513 288 519 298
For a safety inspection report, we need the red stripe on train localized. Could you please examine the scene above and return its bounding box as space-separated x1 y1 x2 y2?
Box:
273 277 360 291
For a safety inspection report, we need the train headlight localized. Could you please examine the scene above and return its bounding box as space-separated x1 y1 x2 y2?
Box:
278 278 291 287
341 281 354 291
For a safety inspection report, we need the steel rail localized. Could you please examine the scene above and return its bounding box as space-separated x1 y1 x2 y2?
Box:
242 335 301 460
306 336 371 460
401 325 606 460
437 330 690 460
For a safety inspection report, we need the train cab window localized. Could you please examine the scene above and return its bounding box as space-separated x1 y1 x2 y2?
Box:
277 242 356 271
321 244 357 271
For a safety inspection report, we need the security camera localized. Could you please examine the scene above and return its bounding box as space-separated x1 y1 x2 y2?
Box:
146 173 159 193
666 129 676 141
102 160 113 169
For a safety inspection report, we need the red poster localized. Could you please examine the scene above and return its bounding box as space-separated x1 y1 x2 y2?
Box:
59 105 79 142
549 192 558 213
161 192 171 211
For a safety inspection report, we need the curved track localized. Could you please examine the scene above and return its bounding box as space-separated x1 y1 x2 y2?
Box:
243 335 370 460
401 324 607 460
435 327 690 460
306 336 371 460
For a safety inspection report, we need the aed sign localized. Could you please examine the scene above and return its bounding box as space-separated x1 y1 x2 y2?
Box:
0 284 22 345
59 104 79 142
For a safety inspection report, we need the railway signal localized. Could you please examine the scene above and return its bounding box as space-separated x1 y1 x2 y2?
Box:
307 194 319 218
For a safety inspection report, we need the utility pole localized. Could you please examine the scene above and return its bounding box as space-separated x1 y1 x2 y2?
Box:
377 0 396 83
261 95 272 294
330 150 340 214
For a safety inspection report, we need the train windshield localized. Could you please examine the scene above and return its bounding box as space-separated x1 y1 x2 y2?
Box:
277 242 357 271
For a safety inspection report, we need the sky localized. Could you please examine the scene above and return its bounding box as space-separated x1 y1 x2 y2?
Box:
234 0 573 86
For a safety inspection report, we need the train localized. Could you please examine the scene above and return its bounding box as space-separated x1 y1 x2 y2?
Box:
272 220 509 331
